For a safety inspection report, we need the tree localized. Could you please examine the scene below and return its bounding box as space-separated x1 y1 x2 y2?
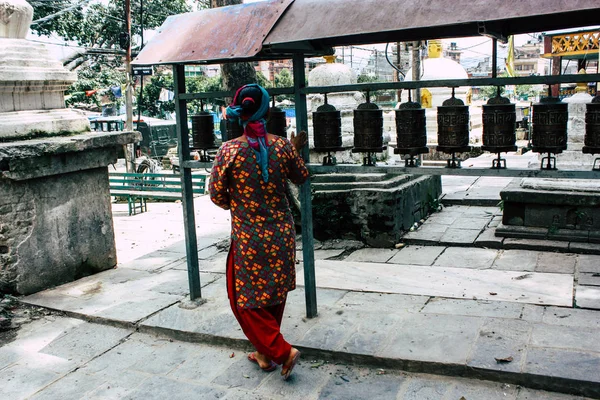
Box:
480 86 506 100
274 68 293 101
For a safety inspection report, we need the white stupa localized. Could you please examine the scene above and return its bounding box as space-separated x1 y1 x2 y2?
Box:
400 40 478 143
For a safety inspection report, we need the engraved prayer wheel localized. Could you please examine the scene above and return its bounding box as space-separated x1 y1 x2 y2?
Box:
352 101 384 152
190 112 215 149
226 119 244 141
482 94 517 153
437 94 470 153
583 95 600 154
394 101 428 156
531 97 568 154
267 106 287 138
313 103 343 151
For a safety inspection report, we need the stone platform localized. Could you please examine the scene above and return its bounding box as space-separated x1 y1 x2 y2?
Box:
14 197 600 399
498 178 600 244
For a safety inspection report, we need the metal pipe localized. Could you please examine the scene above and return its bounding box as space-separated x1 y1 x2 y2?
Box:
173 64 202 301
293 54 318 319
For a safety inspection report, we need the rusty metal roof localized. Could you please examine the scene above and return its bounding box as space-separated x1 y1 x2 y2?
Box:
264 0 600 50
135 0 600 65
133 0 293 66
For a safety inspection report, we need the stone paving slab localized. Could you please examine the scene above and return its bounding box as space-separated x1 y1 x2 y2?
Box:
387 245 446 266
493 250 539 272
343 248 398 263
298 260 573 306
575 286 600 310
433 247 499 269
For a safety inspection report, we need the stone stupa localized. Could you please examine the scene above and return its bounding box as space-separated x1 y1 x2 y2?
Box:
0 0 139 295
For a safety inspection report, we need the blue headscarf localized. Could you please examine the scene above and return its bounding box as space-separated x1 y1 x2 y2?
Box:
225 84 271 182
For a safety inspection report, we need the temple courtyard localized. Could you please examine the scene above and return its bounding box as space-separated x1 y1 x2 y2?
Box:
0 172 598 400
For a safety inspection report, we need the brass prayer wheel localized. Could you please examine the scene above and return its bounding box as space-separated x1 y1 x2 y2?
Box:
226 119 244 141
482 94 517 153
267 106 287 138
352 101 384 152
437 93 470 153
583 95 600 154
313 103 343 151
531 97 568 154
394 101 428 156
190 111 216 149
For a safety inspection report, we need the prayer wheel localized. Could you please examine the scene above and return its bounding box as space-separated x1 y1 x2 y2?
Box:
436 93 471 153
531 97 568 154
267 106 287 138
583 95 600 154
226 119 244 141
394 101 428 157
313 103 343 151
190 111 215 149
583 95 600 170
482 94 517 153
352 101 384 152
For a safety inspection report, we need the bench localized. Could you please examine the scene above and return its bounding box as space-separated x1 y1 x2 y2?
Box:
109 172 208 215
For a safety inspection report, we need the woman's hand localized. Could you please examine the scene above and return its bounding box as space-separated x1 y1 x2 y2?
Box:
290 131 308 153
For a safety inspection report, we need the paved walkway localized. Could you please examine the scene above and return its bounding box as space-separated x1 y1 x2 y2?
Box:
13 195 600 399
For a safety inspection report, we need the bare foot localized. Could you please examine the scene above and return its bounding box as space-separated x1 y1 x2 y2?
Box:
281 347 301 380
253 351 272 369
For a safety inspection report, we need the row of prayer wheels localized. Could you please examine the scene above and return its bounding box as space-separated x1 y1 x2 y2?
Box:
188 91 600 170
312 88 600 170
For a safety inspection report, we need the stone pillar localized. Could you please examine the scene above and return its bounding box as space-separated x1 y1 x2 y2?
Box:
0 0 140 294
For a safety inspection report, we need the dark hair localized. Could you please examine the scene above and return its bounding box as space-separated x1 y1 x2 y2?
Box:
236 85 263 116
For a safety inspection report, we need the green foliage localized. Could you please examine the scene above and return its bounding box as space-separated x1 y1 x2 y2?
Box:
480 86 506 100
66 63 126 109
256 72 272 89
28 0 193 50
357 74 378 83
273 69 293 101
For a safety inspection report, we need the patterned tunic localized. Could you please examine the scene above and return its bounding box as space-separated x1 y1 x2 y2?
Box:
209 136 309 309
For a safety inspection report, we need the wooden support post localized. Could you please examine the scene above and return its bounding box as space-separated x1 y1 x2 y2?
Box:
293 54 318 319
551 56 562 97
173 64 202 301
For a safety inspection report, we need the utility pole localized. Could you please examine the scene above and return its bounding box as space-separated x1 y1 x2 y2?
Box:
124 0 135 173
136 0 144 127
412 41 421 103
396 42 402 101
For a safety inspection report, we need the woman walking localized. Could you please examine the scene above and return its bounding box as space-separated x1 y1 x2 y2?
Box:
209 84 308 380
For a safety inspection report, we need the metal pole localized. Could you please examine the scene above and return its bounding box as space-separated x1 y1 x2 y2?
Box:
173 64 202 300
124 0 135 172
492 38 498 79
292 54 318 318
412 41 421 103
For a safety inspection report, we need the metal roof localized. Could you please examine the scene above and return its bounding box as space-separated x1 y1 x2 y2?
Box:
133 0 293 66
264 0 600 50
135 0 600 65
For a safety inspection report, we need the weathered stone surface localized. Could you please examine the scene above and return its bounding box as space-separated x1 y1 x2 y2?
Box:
397 376 453 400
578 273 600 286
493 250 538 272
570 242 600 255
531 323 600 353
503 238 570 252
536 252 577 274
523 347 600 384
422 298 523 319
439 228 482 245
343 248 398 263
311 173 442 247
387 245 445 266
434 247 498 269
474 228 504 249
542 306 600 329
578 254 600 273
445 378 518 399
123 375 225 400
378 313 481 364
575 285 600 309
299 259 573 306
317 365 405 400
1 168 117 295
